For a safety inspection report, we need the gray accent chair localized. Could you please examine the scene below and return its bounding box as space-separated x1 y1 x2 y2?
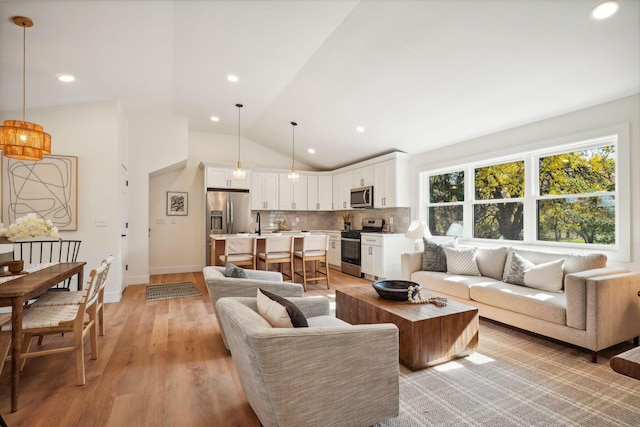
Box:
203 266 304 349
215 296 399 427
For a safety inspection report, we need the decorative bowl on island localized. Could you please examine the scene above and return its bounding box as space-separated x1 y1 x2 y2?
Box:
372 280 421 301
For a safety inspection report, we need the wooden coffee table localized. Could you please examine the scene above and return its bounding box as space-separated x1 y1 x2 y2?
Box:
336 285 479 370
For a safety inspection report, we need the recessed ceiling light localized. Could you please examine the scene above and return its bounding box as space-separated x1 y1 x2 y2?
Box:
227 74 239 82
591 0 621 19
210 116 220 122
57 74 75 82
355 126 365 133
307 148 316 154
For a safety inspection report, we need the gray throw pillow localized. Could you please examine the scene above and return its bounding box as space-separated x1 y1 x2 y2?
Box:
422 238 455 272
224 262 248 278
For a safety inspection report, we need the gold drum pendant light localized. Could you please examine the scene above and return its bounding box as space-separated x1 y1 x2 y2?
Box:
0 17 51 161
287 121 299 182
232 103 246 180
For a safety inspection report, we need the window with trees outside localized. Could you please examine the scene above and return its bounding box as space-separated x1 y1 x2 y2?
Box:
423 135 619 250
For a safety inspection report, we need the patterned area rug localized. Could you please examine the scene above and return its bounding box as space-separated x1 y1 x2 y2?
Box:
375 319 640 426
145 281 201 301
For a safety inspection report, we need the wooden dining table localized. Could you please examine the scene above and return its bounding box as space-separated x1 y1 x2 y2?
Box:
0 261 86 412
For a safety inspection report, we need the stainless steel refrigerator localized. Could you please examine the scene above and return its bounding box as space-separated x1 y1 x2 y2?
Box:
206 188 252 265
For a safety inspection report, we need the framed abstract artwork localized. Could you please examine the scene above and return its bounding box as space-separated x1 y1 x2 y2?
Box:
2 154 78 230
167 191 188 216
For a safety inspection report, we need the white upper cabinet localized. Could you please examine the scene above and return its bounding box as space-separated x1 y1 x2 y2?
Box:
251 171 279 210
352 165 374 188
279 173 308 210
373 155 410 208
308 175 333 211
333 171 354 210
206 165 251 190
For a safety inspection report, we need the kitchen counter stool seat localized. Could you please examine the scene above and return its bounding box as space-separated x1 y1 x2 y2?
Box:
219 237 256 269
293 235 330 290
257 236 294 280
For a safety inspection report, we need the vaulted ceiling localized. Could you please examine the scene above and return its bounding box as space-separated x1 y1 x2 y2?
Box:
1 0 638 170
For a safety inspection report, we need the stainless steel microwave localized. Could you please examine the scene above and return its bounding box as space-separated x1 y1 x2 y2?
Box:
350 186 374 208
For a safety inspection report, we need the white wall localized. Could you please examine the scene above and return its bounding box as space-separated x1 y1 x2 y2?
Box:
1 101 124 301
409 94 640 269
148 130 312 274
127 114 189 285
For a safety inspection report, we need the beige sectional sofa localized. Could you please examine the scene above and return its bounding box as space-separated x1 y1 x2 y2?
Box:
401 245 640 361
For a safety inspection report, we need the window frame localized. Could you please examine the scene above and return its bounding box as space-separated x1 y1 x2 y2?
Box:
420 126 630 262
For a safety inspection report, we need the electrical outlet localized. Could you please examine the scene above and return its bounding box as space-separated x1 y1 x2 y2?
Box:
95 217 107 227
156 218 165 224
389 217 394 224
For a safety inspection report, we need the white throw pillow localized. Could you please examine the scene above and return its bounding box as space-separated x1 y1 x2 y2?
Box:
443 246 481 276
257 288 293 328
505 252 565 292
524 258 565 292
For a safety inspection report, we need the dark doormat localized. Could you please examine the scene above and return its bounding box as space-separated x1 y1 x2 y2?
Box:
146 281 201 301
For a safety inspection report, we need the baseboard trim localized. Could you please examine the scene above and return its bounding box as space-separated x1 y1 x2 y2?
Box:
149 265 202 275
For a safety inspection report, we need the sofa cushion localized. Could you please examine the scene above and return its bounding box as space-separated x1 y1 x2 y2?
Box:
307 316 351 327
469 281 567 325
475 246 508 280
422 238 455 272
257 288 308 328
224 262 249 278
410 270 501 300
444 246 481 276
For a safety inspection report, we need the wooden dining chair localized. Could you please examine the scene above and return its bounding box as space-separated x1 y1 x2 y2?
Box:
257 236 294 280
32 255 113 337
13 239 82 291
293 235 330 290
0 262 107 386
218 237 256 269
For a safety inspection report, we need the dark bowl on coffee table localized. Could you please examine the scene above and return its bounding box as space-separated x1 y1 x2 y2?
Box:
372 280 421 301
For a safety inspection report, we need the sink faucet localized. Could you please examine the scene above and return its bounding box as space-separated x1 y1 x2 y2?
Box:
256 212 261 236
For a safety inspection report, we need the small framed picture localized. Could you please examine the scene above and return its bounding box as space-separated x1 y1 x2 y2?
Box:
167 191 188 216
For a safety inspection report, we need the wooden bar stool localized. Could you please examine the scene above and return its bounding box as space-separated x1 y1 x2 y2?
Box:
293 235 330 290
219 237 256 269
257 236 294 280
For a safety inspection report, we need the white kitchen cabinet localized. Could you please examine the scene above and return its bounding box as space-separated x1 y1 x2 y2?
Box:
251 171 279 210
278 173 308 210
352 165 374 188
373 155 409 208
206 165 251 190
333 171 354 210
308 175 333 210
360 233 413 280
326 231 342 268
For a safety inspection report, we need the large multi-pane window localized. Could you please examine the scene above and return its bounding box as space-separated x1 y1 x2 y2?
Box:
423 136 618 248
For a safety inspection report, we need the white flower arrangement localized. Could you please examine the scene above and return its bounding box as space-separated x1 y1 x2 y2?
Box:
0 213 60 242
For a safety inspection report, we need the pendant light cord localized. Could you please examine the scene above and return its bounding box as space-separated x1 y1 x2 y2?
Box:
291 121 297 169
236 103 243 162
21 22 26 122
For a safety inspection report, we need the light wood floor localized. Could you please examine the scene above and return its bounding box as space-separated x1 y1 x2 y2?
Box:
0 267 371 426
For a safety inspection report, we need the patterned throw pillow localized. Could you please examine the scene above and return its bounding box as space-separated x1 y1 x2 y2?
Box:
257 288 308 328
422 238 455 272
504 253 565 292
443 246 481 276
224 262 249 278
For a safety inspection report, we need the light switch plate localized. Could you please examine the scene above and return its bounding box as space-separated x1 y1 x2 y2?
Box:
95 217 108 227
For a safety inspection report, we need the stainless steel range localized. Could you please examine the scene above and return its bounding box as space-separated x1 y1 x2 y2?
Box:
341 218 385 277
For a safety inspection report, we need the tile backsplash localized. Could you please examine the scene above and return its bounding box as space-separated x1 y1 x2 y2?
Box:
252 207 410 234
